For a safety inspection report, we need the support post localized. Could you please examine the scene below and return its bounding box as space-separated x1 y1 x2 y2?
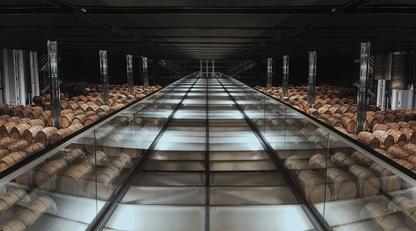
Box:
206 60 209 77
357 42 371 133
141 56 148 87
282 55 289 96
47 41 61 128
99 50 109 105
376 80 386 110
307 51 317 108
200 60 203 75
126 54 134 94
212 60 215 76
266 57 273 88
30 51 40 97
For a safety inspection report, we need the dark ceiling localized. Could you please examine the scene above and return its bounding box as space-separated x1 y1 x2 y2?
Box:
0 0 416 59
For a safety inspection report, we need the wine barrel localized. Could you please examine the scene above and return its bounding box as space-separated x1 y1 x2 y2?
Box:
400 128 416 144
35 127 58 145
373 130 394 150
23 126 44 143
49 128 72 143
372 123 389 132
306 108 319 117
357 132 380 148
59 163 93 195
407 155 416 169
329 106 341 115
284 156 310 170
387 146 408 159
8 140 29 152
39 111 51 125
60 113 74 128
72 114 86 125
0 122 16 137
84 115 100 126
350 151 371 165
309 154 331 169
327 117 342 128
0 138 13 149
326 168 357 200
63 148 86 163
0 219 26 231
349 165 380 197
86 167 119 198
85 150 108 166
0 149 10 159
394 158 414 170
10 124 30 140
370 163 401 193
110 152 133 170
330 152 355 168
36 159 68 191
385 129 406 146
0 151 27 171
24 142 45 155
298 170 331 203
402 143 416 155
29 119 45 127
390 196 416 223
340 116 357 133
0 187 28 214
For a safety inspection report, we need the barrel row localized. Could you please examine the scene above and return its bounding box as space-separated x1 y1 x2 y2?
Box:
0 186 56 231
16 147 133 200
284 150 407 203
257 86 416 172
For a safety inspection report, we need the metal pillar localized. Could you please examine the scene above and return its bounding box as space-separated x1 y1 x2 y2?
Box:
206 60 209 77
282 55 289 96
357 42 371 133
126 54 134 94
3 49 27 105
307 51 317 108
376 80 386 110
47 41 61 127
99 50 110 105
200 60 203 75
141 56 149 87
212 60 215 76
30 51 40 97
266 58 273 88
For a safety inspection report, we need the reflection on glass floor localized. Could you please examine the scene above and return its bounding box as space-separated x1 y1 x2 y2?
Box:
103 77 315 231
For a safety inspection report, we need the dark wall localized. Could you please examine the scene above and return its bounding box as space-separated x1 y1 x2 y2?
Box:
239 56 358 87
60 50 179 86
60 51 130 84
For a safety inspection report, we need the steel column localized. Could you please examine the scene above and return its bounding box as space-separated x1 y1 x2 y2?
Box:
141 56 149 87
307 51 317 108
376 80 386 110
206 60 209 77
99 50 110 105
30 51 40 97
266 58 273 88
357 42 371 133
47 41 61 128
212 60 215 76
126 54 134 94
282 55 289 96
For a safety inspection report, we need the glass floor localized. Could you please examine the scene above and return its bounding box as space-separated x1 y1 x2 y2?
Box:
102 76 316 231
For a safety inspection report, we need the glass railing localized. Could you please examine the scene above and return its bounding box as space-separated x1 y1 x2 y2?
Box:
0 74 196 231
223 75 416 231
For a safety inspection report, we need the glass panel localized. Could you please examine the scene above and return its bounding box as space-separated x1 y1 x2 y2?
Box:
0 76 185 231
324 132 416 231
3 129 97 231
